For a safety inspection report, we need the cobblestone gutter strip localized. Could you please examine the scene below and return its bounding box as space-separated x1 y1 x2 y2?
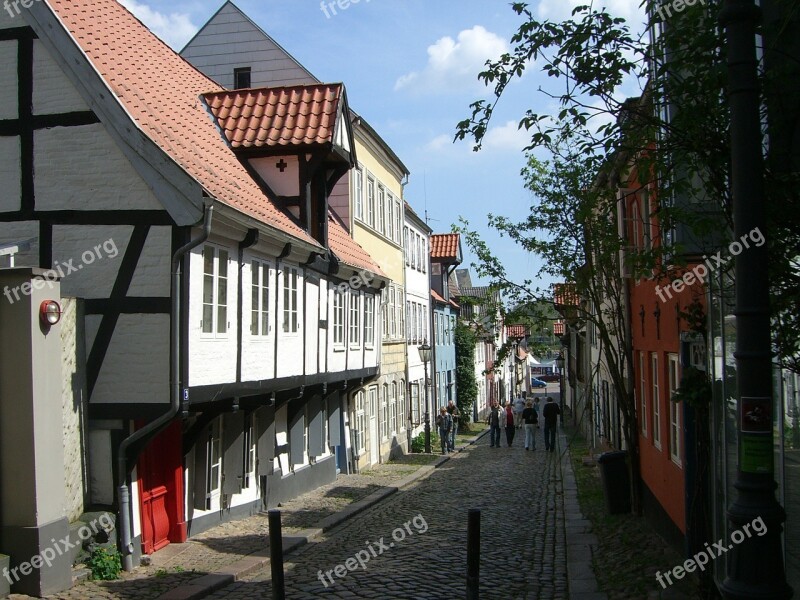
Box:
559 432 608 600
155 427 490 599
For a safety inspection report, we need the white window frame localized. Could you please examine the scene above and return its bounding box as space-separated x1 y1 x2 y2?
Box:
333 288 345 349
353 167 363 221
387 192 395 242
668 354 682 466
640 351 647 437
349 291 361 348
398 380 406 431
355 391 366 455
404 226 410 266
394 200 402 244
381 384 389 440
202 245 230 337
652 353 661 450
243 413 257 488
421 237 426 273
377 185 386 235
250 259 271 338
205 418 222 509
366 176 375 227
389 382 397 434
364 294 375 348
282 266 299 334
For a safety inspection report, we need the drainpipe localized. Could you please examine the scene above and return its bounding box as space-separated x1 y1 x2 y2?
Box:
117 204 214 572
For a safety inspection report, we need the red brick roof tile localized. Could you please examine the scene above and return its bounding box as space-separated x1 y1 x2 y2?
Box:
430 233 460 261
203 85 343 150
328 215 385 278
507 325 527 338
431 289 446 304
46 0 318 246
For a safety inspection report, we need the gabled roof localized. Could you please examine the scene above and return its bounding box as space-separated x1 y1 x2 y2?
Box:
507 325 527 338
203 84 346 151
38 0 319 246
430 233 462 262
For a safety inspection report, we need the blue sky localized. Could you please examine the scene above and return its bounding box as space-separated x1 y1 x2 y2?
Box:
121 0 643 292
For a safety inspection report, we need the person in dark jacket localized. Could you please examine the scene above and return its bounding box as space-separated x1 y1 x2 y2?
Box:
521 399 538 450
487 400 504 447
504 402 516 447
542 396 561 452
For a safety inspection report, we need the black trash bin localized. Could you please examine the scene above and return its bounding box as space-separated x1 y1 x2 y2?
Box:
597 450 631 514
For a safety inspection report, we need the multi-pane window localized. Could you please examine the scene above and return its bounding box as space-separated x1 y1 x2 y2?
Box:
404 227 410 265
282 267 299 333
333 289 345 347
377 186 386 234
652 353 661 449
251 260 270 336
364 295 375 346
381 384 389 439
398 380 406 430
387 192 395 242
366 177 375 227
243 414 256 488
422 306 428 342
349 292 360 346
411 303 418 343
355 391 366 455
450 316 456 344
640 352 647 437
410 382 420 424
389 382 397 434
668 354 681 465
394 200 402 243
420 237 426 272
205 419 222 509
353 167 363 220
389 287 396 337
233 67 251 89
202 246 228 335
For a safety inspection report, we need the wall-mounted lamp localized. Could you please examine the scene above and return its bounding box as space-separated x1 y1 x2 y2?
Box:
40 300 62 327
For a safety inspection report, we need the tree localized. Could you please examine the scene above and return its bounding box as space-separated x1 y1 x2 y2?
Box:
454 321 478 428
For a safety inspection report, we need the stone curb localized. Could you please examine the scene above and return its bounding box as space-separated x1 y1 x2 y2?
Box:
156 427 490 599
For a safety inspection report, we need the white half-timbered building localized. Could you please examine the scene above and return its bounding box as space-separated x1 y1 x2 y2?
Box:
0 0 387 584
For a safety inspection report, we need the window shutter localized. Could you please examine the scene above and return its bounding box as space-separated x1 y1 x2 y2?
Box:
308 395 324 458
222 411 244 495
192 434 209 511
288 400 306 467
256 406 275 477
327 392 341 447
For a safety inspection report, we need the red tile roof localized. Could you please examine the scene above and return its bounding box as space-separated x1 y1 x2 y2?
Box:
328 215 385 277
449 299 460 309
430 234 460 261
507 325 527 338
553 321 566 336
431 289 446 304
203 85 343 150
46 0 318 246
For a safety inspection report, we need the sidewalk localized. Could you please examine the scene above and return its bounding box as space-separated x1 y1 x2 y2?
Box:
10 429 487 600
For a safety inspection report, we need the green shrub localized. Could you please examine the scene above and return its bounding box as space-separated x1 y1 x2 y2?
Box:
410 430 439 453
86 546 121 581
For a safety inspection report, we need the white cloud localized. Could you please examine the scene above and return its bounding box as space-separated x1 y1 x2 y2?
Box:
536 0 644 26
423 120 530 158
483 120 531 153
119 0 198 50
395 26 508 94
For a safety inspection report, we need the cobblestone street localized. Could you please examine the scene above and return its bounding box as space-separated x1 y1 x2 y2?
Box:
207 431 571 600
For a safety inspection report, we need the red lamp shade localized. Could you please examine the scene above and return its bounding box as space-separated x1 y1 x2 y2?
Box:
40 300 62 326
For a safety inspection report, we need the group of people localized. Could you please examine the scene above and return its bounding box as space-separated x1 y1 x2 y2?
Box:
435 400 460 454
486 395 561 452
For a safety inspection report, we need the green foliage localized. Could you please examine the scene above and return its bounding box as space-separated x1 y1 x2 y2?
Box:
86 546 121 581
455 322 478 426
410 430 439 453
672 366 712 410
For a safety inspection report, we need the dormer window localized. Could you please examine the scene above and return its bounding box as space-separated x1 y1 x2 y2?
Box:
233 67 251 89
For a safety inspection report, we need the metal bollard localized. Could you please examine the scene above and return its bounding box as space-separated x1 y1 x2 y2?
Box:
466 508 480 599
268 509 286 600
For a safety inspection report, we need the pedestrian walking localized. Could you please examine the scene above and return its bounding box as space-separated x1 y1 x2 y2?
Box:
487 400 504 448
522 399 538 450
542 396 561 452
505 402 516 447
513 394 526 428
446 400 459 451
436 407 453 454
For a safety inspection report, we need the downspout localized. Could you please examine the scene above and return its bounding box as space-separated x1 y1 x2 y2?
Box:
117 204 213 572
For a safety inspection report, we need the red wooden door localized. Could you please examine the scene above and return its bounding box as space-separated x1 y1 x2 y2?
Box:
137 420 186 555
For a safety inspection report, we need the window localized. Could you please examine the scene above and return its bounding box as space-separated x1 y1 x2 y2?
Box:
450 316 456 345
202 246 228 335
397 289 404 339
410 232 417 269
434 313 439 344
243 414 256 488
422 306 428 342
640 352 647 437
333 289 345 347
349 292 361 346
668 354 681 466
389 382 397 434
381 384 389 439
410 382 420 424
394 200 401 243
353 168 363 220
355 391 366 455
282 267 299 333
387 192 395 242
404 227 410 265
420 237 426 273
366 177 375 227
251 260 270 337
389 287 396 338
398 380 406 430
652 353 661 449
205 419 221 509
364 295 375 346
377 186 386 234
233 67 251 89
411 303 418 343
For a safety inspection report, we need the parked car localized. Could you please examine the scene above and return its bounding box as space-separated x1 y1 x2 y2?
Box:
531 378 547 388
539 374 560 382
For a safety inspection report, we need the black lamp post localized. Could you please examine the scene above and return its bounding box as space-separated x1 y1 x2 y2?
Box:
719 0 791 597
418 342 432 454
555 353 565 426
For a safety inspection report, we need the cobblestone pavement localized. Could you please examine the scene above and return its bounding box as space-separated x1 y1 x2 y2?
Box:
207 431 569 600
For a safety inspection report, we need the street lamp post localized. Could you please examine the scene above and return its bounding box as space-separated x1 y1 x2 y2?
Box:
555 353 565 426
418 342 432 454
719 0 791 597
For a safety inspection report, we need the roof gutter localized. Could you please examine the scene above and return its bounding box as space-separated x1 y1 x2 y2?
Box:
117 203 214 572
